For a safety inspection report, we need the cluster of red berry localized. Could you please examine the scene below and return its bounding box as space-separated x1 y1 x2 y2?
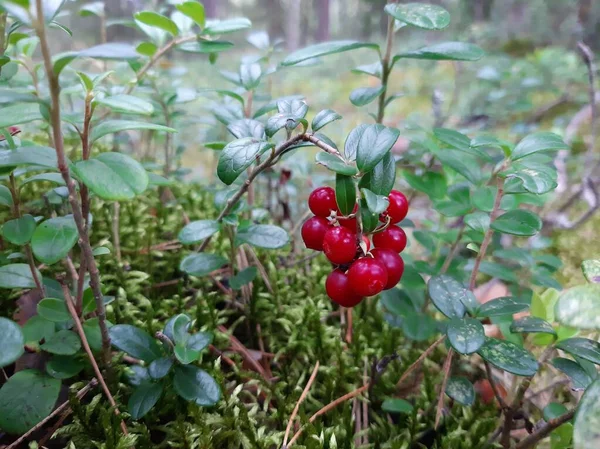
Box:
301 187 408 308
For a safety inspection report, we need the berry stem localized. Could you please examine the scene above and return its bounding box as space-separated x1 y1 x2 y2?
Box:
354 179 364 247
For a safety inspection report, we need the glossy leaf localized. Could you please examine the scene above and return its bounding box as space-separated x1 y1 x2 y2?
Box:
148 357 173 379
37 298 70 322
2 214 36 245
109 324 162 363
551 358 593 391
384 3 450 30
240 63 261 90
312 109 342 131
90 120 176 142
464 212 490 233
163 314 191 344
0 263 41 289
354 124 400 174
178 220 220 245
204 18 251 35
349 86 384 107
556 284 600 330
230 267 257 290
404 171 446 199
351 61 382 78
0 103 43 128
0 146 59 169
174 344 200 364
381 398 413 414
173 365 221 405
176 1 205 28
227 119 265 139
236 224 289 249
180 253 227 276
491 210 542 236
395 42 484 62
427 275 472 318
504 162 557 195
0 318 24 368
46 355 85 379
446 317 485 355
186 332 213 352
40 330 81 355
135 11 179 35
281 40 379 66
478 297 529 317
445 377 475 406
20 173 65 188
361 188 389 214
0 186 13 207
510 316 556 335
315 152 358 176
73 152 149 201
95 95 154 115
511 132 569 161
129 383 163 420
31 216 78 265
217 138 274 185
336 174 356 215
556 338 600 365
477 338 539 376
22 316 55 345
358 152 396 196
78 43 139 60
574 378 600 449
136 42 157 56
0 370 61 434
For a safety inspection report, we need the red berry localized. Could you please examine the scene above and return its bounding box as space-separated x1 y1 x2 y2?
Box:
381 190 408 224
322 226 357 264
348 257 388 297
371 248 404 290
339 216 357 232
301 216 330 251
362 235 371 252
308 187 338 217
325 269 363 307
373 225 407 253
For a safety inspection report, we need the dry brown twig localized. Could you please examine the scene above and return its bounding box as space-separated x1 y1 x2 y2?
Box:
282 361 320 448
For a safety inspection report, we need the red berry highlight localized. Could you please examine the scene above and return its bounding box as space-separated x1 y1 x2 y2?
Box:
371 248 404 290
373 225 407 253
381 190 408 224
348 257 388 297
325 269 363 307
322 226 357 264
301 216 330 250
308 186 338 218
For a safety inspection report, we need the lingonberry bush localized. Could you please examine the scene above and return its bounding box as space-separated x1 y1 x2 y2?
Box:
0 0 599 448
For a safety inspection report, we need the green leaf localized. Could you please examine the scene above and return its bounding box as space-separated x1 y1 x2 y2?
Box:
22 316 55 345
204 18 252 35
361 188 389 214
504 162 557 195
176 1 205 28
556 284 600 330
0 146 60 169
0 89 41 105
31 215 78 265
435 149 484 184
427 275 472 318
95 95 154 116
574 378 600 449
37 298 70 322
83 317 107 352
163 314 191 344
173 365 221 406
315 152 358 176
0 370 61 434
2 214 36 245
92 246 110 256
90 120 176 142
135 11 179 36
349 86 384 107
148 357 173 379
464 211 490 233
0 318 24 368
21 173 65 189
335 174 356 215
381 398 413 414
556 338 600 365
177 40 234 53
174 344 200 364
178 220 220 245
73 152 149 201
511 316 556 335
186 332 213 352
358 152 396 196
240 63 261 90
355 124 400 174
281 40 379 66
491 210 542 236
46 355 85 379
0 263 41 289
129 383 163 420
0 103 43 128
445 377 475 406
404 171 446 199
477 338 539 376
582 260 600 283
79 43 140 60
352 61 382 78
230 267 257 290
217 138 274 185
551 357 593 391
40 330 81 355
446 317 485 355
180 253 227 276
384 3 450 30
395 42 484 62
360 198 379 233
227 119 265 139
312 109 342 131
0 185 13 207
236 224 289 249
477 297 529 317
136 41 157 57
109 324 162 363
511 132 569 161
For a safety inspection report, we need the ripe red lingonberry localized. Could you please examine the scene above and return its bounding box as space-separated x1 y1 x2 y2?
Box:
301 216 330 250
339 216 357 232
323 226 357 264
348 257 388 297
308 186 338 217
373 225 407 253
380 190 408 224
326 269 363 307
371 248 404 290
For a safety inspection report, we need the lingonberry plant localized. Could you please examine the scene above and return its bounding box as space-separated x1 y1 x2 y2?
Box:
1 0 600 448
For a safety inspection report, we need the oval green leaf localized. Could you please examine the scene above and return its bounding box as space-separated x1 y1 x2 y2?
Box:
173 365 221 406
31 215 78 265
511 132 569 161
2 214 36 245
574 378 600 449
358 152 396 196
37 298 70 322
135 11 179 36
556 338 600 365
446 317 485 355
0 263 41 289
178 220 220 245
551 357 593 391
384 3 450 30
217 138 274 185
235 224 289 249
445 376 475 406
90 120 176 143
381 397 414 414
510 316 556 335
556 284 600 330
40 330 81 355
477 296 529 317
109 324 162 363
491 210 542 236
315 152 358 176
0 318 24 368
129 382 163 420
281 40 379 66
336 174 356 215
355 124 400 174
349 86 385 107
477 338 539 376
46 355 85 379
180 253 227 276
95 94 154 115
312 109 342 132
395 42 484 62
427 275 470 318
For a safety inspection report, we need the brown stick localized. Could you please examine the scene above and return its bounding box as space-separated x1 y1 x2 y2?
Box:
61 284 128 435
282 361 320 448
34 0 112 368
6 379 98 449
396 335 446 388
435 350 453 429
376 0 396 124
514 408 575 449
484 361 509 410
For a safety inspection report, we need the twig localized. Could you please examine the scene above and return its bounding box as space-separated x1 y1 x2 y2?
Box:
6 379 98 449
217 325 270 381
34 0 112 368
440 224 465 274
469 176 504 290
578 41 597 172
396 335 446 388
376 0 396 124
61 284 128 435
244 245 274 294
434 350 453 429
514 408 575 449
112 202 122 264
484 361 509 410
282 361 320 448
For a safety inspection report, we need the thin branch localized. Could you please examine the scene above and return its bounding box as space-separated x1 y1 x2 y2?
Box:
304 134 343 157
61 284 128 435
396 335 446 388
440 224 465 274
514 408 576 449
282 361 320 448
578 41 597 173
484 361 509 410
435 350 453 429
376 0 396 124
6 379 98 449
